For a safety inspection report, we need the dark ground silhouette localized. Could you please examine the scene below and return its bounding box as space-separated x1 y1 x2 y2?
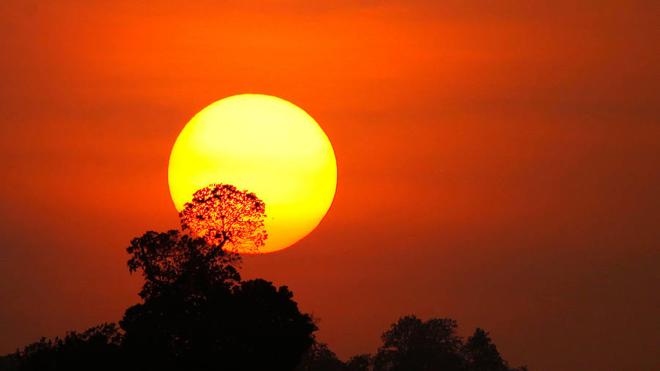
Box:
1 184 528 370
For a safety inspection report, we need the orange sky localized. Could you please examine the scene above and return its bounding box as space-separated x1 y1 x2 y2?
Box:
1 1 658 370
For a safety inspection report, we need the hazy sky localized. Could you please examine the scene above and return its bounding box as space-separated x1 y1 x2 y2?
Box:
1 1 658 370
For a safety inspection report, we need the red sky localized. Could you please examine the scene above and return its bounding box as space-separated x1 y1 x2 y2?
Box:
1 1 658 370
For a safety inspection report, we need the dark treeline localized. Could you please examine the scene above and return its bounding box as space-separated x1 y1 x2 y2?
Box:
2 313 527 371
0 185 527 371
297 317 528 371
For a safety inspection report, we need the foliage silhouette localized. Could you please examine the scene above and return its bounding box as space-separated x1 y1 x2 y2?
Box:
116 185 316 369
5 184 529 371
373 316 464 371
9 184 316 371
463 328 523 371
0 354 17 371
13 324 122 371
179 183 267 252
345 354 372 371
295 316 528 371
126 229 241 301
121 228 315 371
11 314 530 371
295 342 345 371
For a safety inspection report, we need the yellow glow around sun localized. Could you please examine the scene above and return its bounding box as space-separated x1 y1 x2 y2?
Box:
168 94 337 253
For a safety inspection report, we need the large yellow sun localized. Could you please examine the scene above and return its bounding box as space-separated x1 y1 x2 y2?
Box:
168 94 337 253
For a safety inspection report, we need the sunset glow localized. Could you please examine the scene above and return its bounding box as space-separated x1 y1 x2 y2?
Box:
2 2 658 369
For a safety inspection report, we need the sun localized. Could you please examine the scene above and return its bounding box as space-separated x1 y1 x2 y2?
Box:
168 94 337 253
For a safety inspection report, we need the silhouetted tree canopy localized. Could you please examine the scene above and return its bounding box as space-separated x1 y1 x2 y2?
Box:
6 183 528 371
179 183 267 251
374 316 464 371
14 324 122 371
295 342 345 371
295 316 528 371
11 313 529 371
126 229 240 300
294 343 372 371
463 328 514 371
121 230 316 371
9 184 315 371
0 354 17 371
370 315 527 371
345 354 372 371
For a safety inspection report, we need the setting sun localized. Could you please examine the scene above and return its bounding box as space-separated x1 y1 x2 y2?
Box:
168 94 337 253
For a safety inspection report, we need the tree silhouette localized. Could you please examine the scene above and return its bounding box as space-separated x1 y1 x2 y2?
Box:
125 229 241 300
179 183 267 252
373 315 464 371
118 185 312 370
10 184 316 371
345 354 372 371
121 228 314 369
294 317 527 371
120 230 242 370
295 342 345 371
0 354 18 371
463 328 526 371
6 183 531 371
367 315 527 371
14 324 122 371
